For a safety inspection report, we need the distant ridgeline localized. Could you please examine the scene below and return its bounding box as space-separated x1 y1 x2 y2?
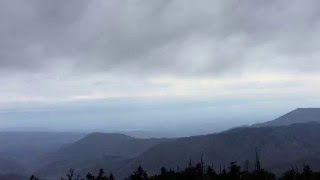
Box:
253 108 320 127
29 158 320 180
3 108 320 180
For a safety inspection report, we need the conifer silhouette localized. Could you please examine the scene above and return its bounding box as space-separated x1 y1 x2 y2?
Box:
128 166 149 180
26 151 320 180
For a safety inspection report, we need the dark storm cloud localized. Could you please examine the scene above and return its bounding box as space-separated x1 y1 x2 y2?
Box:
1 0 320 74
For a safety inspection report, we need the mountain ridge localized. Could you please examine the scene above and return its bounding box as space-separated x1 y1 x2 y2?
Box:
113 122 320 178
253 108 320 127
37 132 172 179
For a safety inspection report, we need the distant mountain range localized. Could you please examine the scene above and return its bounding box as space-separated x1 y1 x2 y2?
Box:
1 108 320 179
114 122 320 178
253 108 320 127
0 132 85 175
36 133 172 179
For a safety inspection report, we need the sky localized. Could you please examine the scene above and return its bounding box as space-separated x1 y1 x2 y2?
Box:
0 0 320 136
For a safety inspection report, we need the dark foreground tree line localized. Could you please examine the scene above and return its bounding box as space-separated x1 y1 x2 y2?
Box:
29 152 320 180
29 162 320 180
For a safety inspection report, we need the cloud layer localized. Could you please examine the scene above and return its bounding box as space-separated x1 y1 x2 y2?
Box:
0 0 319 112
1 0 320 132
1 0 320 75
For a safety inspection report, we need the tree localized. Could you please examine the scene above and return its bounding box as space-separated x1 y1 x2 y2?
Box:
109 173 115 180
67 168 74 180
129 166 149 180
228 161 242 180
30 175 39 180
86 172 95 180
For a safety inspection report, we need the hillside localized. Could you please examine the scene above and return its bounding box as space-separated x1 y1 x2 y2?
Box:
0 132 85 174
0 157 25 175
0 174 27 180
31 108 320 179
114 122 320 178
37 133 171 178
253 108 320 127
0 132 85 160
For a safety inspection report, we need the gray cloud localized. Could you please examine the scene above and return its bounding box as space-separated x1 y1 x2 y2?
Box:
1 0 320 75
2 0 320 132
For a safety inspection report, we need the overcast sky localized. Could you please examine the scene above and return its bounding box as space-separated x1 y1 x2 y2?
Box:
0 0 320 135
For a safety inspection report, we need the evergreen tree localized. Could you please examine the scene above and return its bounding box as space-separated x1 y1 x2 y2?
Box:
109 173 115 180
129 166 149 180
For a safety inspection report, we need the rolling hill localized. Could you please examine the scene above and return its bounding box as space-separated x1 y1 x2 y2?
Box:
37 133 171 179
0 132 85 160
0 157 25 175
0 174 27 180
0 131 85 174
31 108 320 179
114 122 320 178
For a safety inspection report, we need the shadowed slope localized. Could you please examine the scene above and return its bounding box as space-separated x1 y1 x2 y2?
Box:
115 123 320 178
37 133 171 178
